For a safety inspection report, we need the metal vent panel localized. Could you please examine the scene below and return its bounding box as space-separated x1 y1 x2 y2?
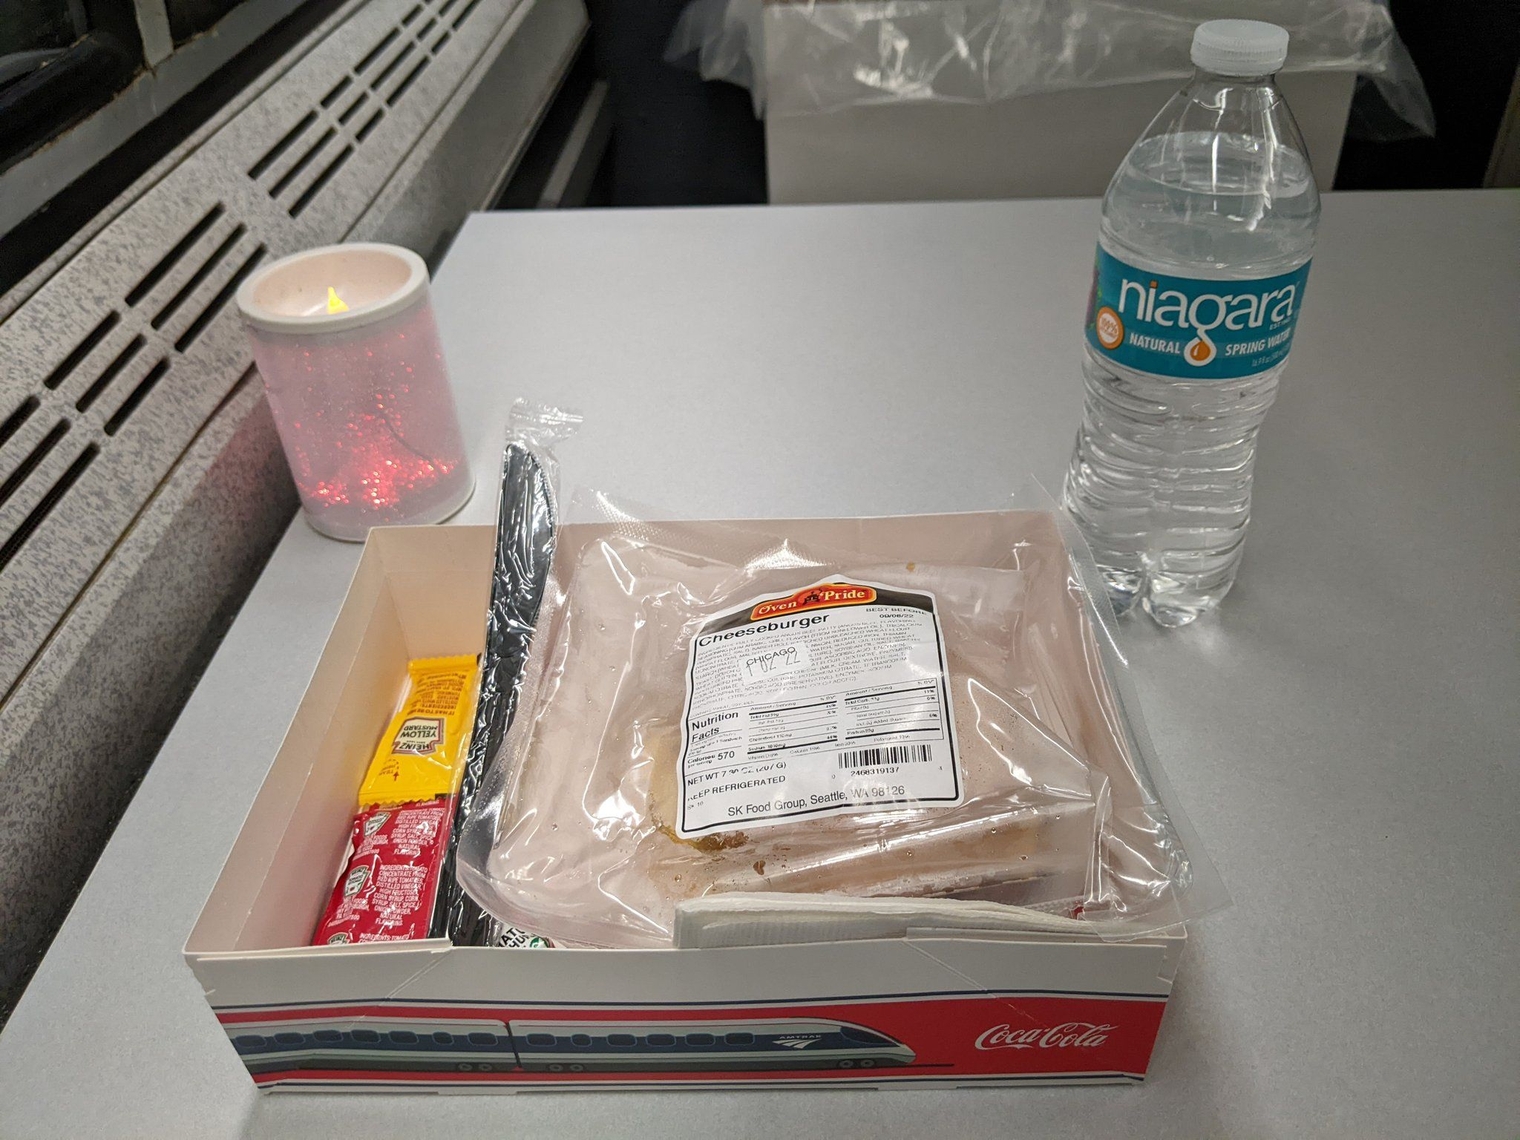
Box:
0 0 538 694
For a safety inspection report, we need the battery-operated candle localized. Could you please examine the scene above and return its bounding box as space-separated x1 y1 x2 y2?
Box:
236 243 473 541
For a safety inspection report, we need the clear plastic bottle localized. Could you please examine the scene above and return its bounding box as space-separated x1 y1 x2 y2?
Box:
1063 20 1320 627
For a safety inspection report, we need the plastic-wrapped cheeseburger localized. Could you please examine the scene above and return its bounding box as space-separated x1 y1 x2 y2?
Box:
468 514 1187 948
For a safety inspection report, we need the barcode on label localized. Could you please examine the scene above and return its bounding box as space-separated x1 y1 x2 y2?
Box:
837 744 933 770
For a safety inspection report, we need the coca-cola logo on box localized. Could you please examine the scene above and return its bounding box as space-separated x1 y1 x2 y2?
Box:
975 1022 1117 1050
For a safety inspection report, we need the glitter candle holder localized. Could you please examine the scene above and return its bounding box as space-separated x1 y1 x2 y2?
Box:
236 243 473 541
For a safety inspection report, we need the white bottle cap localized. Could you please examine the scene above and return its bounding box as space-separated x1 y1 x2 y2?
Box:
1190 20 1290 77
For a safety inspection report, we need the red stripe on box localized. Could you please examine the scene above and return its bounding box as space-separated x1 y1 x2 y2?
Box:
224 995 1167 1082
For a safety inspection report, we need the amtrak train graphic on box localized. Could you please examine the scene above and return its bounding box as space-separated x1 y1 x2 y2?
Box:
228 1017 915 1075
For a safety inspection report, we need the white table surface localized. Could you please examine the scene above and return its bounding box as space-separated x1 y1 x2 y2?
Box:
1 192 1516 1138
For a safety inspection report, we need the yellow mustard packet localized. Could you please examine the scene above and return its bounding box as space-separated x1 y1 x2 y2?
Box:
357 654 479 808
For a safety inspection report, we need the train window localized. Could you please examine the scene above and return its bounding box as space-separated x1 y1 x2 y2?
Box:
232 1035 267 1049
685 1033 715 1046
467 1032 497 1046
433 1032 453 1045
606 1033 636 1047
724 1031 755 1046
352 1030 381 1044
389 1031 418 1044
274 1032 304 1045
570 1034 592 1048
525 1033 557 1047
839 1026 886 1044
313 1030 342 1044
646 1033 675 1047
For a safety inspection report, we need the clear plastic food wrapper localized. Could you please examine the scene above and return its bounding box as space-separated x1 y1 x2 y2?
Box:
434 403 580 945
666 0 1433 138
456 412 1224 948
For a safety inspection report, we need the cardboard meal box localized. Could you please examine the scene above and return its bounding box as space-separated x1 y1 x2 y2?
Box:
186 520 1185 1093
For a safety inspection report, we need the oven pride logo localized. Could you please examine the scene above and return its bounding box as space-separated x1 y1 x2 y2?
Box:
1086 246 1311 381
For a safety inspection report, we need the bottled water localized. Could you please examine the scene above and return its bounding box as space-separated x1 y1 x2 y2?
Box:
1063 21 1321 627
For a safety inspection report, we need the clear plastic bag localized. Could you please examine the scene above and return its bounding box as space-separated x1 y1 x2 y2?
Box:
456 413 1225 949
666 0 1433 138
435 402 580 945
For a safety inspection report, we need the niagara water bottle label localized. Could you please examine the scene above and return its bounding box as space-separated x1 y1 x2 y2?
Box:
1086 246 1311 380
675 579 962 837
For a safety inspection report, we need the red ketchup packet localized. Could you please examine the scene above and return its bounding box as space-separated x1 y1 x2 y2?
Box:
313 796 456 944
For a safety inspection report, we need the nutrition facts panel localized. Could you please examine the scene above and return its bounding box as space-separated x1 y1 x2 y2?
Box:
732 677 950 762
748 698 838 756
676 579 962 836
843 683 945 745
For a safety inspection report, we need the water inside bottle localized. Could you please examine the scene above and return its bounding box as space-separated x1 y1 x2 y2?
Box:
1065 115 1320 628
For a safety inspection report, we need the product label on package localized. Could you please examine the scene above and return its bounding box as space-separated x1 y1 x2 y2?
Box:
675 579 961 837
1085 245 1311 380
